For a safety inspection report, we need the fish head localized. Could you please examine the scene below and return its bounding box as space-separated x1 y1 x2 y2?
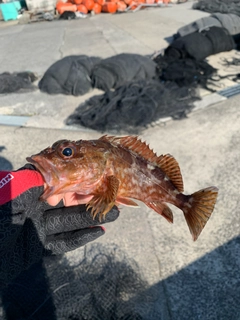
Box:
26 139 94 198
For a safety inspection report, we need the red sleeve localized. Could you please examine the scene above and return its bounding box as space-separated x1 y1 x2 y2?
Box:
0 169 44 205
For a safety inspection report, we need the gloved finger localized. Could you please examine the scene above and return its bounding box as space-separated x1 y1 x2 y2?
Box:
44 205 119 236
45 227 105 254
46 193 94 207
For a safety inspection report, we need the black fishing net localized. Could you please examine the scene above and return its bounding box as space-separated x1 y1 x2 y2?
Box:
38 55 101 96
59 11 76 20
0 243 162 320
65 25 237 134
66 79 199 134
0 72 37 94
154 55 217 88
91 54 157 91
165 27 235 61
221 56 240 67
38 54 156 96
193 0 240 16
39 28 234 133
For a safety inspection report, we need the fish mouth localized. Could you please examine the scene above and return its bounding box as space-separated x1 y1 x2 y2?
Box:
26 155 57 186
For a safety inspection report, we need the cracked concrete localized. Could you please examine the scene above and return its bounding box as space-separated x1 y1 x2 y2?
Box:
58 27 66 59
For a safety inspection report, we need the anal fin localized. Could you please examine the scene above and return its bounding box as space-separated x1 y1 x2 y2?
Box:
147 202 173 223
116 196 139 207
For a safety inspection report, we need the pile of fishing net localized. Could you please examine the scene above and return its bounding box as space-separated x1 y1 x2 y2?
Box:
91 54 156 91
66 29 226 133
38 55 101 96
170 26 235 60
39 54 156 96
66 79 200 133
193 0 240 16
0 243 162 320
0 72 37 94
154 55 217 88
39 26 236 133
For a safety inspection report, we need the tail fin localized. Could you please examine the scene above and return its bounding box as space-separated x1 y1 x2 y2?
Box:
182 186 218 241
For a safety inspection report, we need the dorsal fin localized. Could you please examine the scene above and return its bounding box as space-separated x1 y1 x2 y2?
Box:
156 154 184 192
99 135 159 163
99 135 184 192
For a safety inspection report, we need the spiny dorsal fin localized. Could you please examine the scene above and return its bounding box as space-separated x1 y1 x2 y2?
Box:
157 154 184 192
99 135 159 164
99 135 184 192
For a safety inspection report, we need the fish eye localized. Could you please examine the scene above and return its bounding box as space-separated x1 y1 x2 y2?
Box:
62 147 74 157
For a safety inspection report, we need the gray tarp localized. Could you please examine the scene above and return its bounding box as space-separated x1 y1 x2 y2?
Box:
178 13 240 37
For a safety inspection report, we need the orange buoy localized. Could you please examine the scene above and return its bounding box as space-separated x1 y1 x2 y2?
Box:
117 0 127 11
95 0 104 5
56 1 64 11
74 0 83 4
128 0 139 10
76 3 88 12
57 3 77 14
82 0 95 10
92 2 102 13
102 2 117 13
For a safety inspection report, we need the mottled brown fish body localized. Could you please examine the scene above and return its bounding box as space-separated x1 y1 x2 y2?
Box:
27 135 218 241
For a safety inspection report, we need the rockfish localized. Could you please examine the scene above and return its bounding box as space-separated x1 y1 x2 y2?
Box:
27 135 218 241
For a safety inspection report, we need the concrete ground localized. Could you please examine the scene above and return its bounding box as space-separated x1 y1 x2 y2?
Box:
0 1 240 319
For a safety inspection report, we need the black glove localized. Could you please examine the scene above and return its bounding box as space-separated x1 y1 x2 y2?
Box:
0 164 119 288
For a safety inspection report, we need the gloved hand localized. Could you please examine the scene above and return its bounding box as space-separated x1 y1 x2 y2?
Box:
0 164 119 288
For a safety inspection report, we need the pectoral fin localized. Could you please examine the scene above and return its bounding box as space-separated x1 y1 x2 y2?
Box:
87 175 119 220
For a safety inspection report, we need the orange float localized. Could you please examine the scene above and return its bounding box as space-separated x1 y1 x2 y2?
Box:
56 2 77 14
117 0 127 11
102 1 117 12
95 0 104 5
92 2 102 13
82 0 95 10
76 4 88 12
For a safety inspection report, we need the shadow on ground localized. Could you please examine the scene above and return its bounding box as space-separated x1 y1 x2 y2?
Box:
161 236 240 319
0 146 13 171
0 237 239 319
